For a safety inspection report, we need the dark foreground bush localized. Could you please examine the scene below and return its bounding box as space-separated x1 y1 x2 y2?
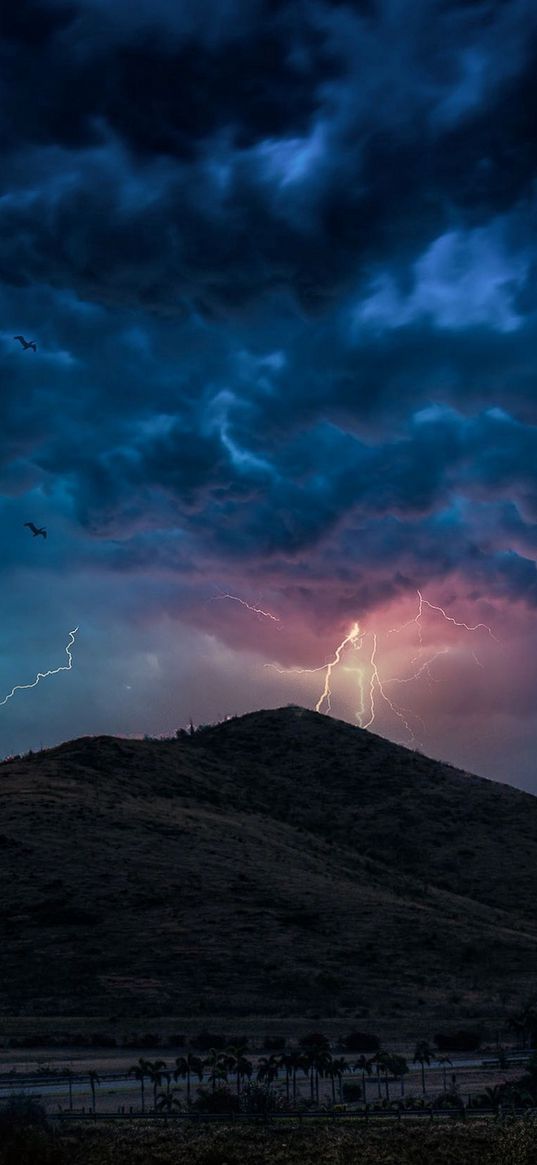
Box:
0 1097 65 1165
192 1086 239 1114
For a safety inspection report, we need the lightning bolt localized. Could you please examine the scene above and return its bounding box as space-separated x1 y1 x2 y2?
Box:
362 631 420 743
0 627 79 707
418 589 499 642
267 590 497 747
389 590 498 644
313 623 362 712
267 623 363 713
211 593 281 623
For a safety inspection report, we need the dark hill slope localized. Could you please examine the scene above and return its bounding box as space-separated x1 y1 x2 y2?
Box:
0 706 536 1020
189 707 537 917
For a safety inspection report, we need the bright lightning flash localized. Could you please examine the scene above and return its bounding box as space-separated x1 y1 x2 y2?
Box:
0 627 79 707
268 590 497 746
314 622 361 712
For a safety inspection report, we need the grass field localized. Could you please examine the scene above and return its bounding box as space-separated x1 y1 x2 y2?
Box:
20 1117 537 1165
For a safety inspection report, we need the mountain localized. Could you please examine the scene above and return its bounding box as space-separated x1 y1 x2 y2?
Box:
1 705 537 1025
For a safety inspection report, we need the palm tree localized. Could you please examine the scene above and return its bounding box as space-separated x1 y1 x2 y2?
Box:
156 1090 182 1113
413 1041 433 1095
387 1054 408 1097
326 1056 348 1104
203 1048 228 1094
147 1059 168 1110
300 1050 316 1103
315 1050 333 1105
374 1051 393 1100
224 1044 252 1099
508 998 537 1048
65 1069 73 1113
174 1053 204 1107
278 1051 293 1103
437 1055 453 1092
484 1085 503 1111
88 1070 100 1113
371 1051 384 1098
128 1057 152 1113
353 1055 373 1103
256 1055 280 1090
287 1050 307 1106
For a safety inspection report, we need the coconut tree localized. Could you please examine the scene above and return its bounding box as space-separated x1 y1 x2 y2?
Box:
65 1069 73 1113
353 1055 373 1103
88 1070 100 1113
300 1049 316 1103
224 1044 252 1099
156 1090 182 1113
384 1053 405 1095
437 1055 453 1092
413 1041 433 1095
174 1053 204 1107
128 1057 153 1113
287 1050 307 1106
315 1049 333 1105
374 1051 393 1100
278 1051 293 1103
371 1051 385 1099
146 1059 168 1110
326 1056 348 1104
203 1048 228 1094
256 1055 280 1091
484 1085 503 1111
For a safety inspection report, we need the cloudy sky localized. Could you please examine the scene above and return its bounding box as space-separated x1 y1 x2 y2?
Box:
1 0 537 789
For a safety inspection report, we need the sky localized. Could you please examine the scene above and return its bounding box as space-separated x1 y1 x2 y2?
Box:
1 0 537 790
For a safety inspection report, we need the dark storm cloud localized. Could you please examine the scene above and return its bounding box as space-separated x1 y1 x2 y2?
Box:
1 0 537 633
0 0 536 318
1 0 338 156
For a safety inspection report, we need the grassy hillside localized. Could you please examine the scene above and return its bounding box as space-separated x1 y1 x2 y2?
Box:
0 706 536 1021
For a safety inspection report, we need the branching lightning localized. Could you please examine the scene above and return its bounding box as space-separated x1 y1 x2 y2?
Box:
211 592 281 623
267 622 364 712
267 589 498 746
313 622 362 712
0 627 79 707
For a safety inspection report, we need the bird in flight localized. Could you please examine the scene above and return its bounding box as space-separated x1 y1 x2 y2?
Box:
14 335 37 352
24 523 47 539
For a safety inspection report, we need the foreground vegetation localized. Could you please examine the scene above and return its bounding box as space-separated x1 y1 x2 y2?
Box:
5 1113 537 1165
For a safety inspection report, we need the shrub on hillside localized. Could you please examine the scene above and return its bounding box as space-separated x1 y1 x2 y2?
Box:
90 1033 116 1047
263 1035 286 1051
434 1028 482 1052
343 1030 380 1053
299 1032 330 1053
124 1032 161 1048
167 1032 187 1047
192 1031 226 1052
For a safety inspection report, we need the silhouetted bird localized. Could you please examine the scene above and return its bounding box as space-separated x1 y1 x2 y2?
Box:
14 335 37 352
24 523 47 539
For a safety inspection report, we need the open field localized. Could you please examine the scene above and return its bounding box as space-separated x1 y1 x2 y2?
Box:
8 1117 537 1165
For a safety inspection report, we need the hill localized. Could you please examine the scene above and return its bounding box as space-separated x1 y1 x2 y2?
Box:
1 706 537 1027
